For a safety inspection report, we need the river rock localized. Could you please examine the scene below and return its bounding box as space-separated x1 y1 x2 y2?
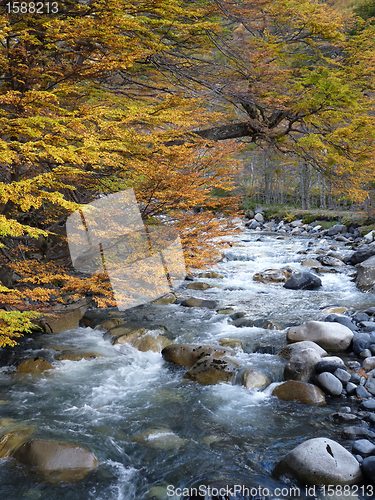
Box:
352 439 375 458
132 429 186 450
183 356 239 385
273 437 362 485
12 439 98 483
97 318 123 331
353 333 372 355
17 357 54 373
152 293 177 305
284 272 322 290
324 314 358 331
301 258 322 267
186 282 211 290
284 347 322 382
362 456 375 483
342 426 375 440
317 255 345 267
327 224 347 236
0 419 35 458
360 398 375 411
356 256 375 292
334 368 351 384
363 357 375 371
316 372 343 396
254 213 264 223
37 299 88 334
315 360 346 374
132 334 172 353
365 377 375 395
287 321 353 351
279 341 327 359
199 271 224 279
271 381 325 405
219 338 243 349
240 368 270 390
106 325 140 343
253 269 290 284
350 245 375 265
162 344 234 367
356 385 371 400
181 298 218 309
56 352 103 361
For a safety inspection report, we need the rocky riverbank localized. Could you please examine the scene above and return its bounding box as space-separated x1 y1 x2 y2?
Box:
2 215 375 497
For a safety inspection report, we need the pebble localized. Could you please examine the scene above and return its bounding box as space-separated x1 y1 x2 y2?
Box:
346 382 357 395
333 368 351 383
360 399 375 411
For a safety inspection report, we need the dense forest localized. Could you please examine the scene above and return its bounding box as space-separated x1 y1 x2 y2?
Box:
0 0 374 347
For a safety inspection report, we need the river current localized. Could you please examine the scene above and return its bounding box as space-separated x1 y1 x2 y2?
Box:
1 222 374 500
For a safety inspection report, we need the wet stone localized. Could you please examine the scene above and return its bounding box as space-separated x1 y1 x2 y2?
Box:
350 373 361 384
331 413 358 423
342 426 375 440
352 439 375 458
360 349 372 358
346 382 357 395
365 377 375 395
334 368 351 384
315 361 346 374
356 385 371 400
316 372 343 396
362 456 375 483
360 398 375 411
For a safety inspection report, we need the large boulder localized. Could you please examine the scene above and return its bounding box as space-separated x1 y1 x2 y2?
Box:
355 255 375 292
162 344 234 368
253 269 290 284
271 381 326 405
183 356 239 385
37 299 88 334
284 272 322 290
287 321 353 351
273 437 363 485
12 439 98 483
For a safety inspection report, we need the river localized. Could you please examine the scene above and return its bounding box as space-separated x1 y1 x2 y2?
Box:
0 222 374 500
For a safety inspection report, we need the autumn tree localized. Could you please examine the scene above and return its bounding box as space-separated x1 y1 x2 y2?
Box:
150 0 375 200
0 0 240 346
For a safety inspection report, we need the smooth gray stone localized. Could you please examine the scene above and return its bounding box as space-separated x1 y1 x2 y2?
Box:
360 399 375 411
317 372 343 396
352 439 375 458
356 385 371 400
346 382 357 395
365 377 375 396
334 368 351 383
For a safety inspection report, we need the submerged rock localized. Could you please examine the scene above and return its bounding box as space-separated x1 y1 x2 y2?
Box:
199 271 224 279
284 272 322 290
186 282 211 290
132 429 186 450
274 437 362 485
16 357 54 374
287 321 353 351
271 381 326 405
12 439 98 483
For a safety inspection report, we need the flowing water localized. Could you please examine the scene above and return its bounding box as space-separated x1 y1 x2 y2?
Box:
1 224 375 500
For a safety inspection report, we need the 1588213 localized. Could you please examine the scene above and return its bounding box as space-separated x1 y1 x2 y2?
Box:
5 2 59 14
